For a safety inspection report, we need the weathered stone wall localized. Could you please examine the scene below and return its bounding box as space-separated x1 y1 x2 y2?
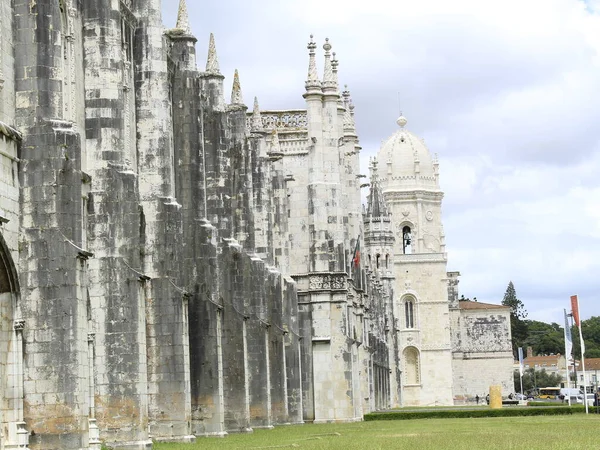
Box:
167 27 301 438
82 1 153 447
394 258 454 407
13 1 92 448
141 20 193 442
283 277 302 424
0 0 515 446
451 305 514 401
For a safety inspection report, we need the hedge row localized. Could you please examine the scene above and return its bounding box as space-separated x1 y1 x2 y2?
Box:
527 401 595 409
528 401 571 407
364 406 587 421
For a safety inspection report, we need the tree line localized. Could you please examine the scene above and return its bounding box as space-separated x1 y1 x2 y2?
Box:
500 281 600 359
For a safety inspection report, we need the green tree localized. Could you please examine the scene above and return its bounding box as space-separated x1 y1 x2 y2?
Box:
572 317 600 358
502 281 527 319
582 316 600 355
522 320 563 355
502 281 528 357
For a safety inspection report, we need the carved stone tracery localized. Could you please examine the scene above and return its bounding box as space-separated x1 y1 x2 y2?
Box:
308 273 346 291
246 110 308 132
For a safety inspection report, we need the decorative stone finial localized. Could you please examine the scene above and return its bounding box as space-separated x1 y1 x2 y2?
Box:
176 0 192 35
322 38 335 89
331 52 340 89
206 33 220 74
342 86 356 133
342 85 350 103
332 53 343 107
397 116 407 128
231 69 244 105
251 97 263 130
305 35 321 91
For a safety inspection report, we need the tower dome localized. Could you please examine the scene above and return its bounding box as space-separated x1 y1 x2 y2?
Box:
377 115 439 192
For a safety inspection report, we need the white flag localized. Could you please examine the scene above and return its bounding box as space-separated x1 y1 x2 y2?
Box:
564 309 573 359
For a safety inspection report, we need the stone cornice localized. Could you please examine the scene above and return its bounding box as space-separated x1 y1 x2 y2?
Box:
0 121 23 142
165 29 198 43
395 253 447 263
199 71 225 80
383 190 444 202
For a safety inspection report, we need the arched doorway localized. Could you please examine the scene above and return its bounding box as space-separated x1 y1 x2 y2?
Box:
0 231 22 447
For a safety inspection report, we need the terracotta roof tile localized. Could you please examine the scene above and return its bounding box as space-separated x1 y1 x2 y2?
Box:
584 358 600 370
458 300 510 311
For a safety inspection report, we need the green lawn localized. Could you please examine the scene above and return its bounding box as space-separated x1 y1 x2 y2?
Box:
154 415 600 450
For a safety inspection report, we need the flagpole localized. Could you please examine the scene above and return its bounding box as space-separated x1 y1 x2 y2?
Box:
518 347 524 401
580 324 589 414
571 295 588 414
519 375 523 401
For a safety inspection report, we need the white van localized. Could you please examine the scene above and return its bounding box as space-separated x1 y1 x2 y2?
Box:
560 388 581 398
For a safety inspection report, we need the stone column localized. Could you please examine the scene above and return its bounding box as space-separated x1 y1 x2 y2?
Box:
5 319 29 450
87 333 100 450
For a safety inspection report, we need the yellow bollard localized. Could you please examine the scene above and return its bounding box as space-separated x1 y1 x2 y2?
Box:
489 385 502 409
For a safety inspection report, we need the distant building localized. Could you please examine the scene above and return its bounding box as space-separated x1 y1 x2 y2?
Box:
517 347 577 388
577 358 600 391
522 347 568 380
451 300 514 400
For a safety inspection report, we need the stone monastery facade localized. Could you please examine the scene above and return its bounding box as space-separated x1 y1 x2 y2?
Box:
0 0 513 448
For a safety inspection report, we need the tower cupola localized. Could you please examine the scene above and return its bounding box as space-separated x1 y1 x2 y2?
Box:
377 115 440 192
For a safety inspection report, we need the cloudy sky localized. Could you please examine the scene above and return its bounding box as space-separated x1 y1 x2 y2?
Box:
162 0 600 325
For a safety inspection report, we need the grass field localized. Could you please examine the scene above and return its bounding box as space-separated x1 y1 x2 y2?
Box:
154 415 600 450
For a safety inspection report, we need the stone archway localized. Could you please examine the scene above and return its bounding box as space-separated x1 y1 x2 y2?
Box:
0 231 25 449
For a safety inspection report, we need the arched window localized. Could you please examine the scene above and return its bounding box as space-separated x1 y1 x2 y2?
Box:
385 254 389 268
376 254 380 269
402 226 412 254
59 0 74 120
405 299 414 329
403 347 420 385
120 3 138 169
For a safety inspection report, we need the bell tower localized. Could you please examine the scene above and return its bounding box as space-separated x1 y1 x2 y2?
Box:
377 115 453 407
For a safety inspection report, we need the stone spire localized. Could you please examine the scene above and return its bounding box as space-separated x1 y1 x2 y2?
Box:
366 158 389 219
331 52 339 86
251 97 263 130
176 0 191 35
231 69 244 105
332 52 344 109
342 85 356 134
322 38 336 91
206 33 220 74
305 35 321 92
